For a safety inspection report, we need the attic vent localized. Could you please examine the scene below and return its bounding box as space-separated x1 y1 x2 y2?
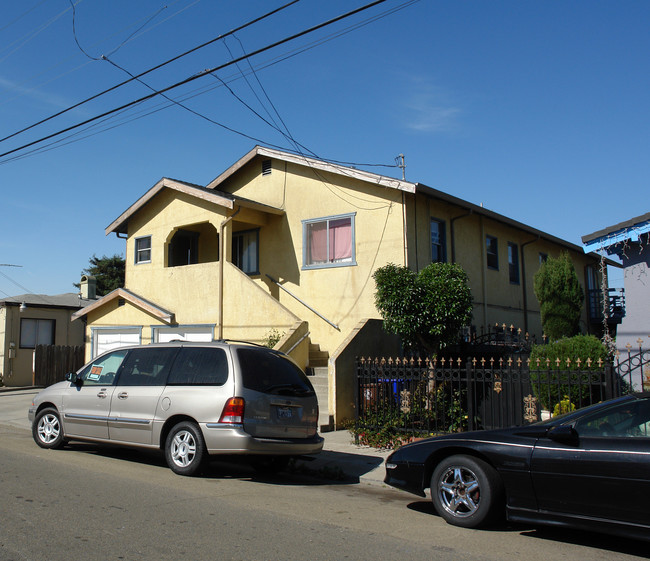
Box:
261 159 272 176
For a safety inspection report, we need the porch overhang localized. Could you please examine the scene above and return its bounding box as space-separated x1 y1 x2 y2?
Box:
71 288 175 324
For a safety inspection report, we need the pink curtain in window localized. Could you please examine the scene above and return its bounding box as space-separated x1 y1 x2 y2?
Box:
329 218 351 261
309 222 327 263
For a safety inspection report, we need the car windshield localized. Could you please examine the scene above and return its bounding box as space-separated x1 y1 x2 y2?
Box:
236 347 315 396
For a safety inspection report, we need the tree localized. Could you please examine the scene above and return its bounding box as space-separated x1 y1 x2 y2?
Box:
533 252 584 341
76 254 125 297
373 262 473 356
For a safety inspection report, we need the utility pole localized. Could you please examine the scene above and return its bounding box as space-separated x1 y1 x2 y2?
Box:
395 153 406 180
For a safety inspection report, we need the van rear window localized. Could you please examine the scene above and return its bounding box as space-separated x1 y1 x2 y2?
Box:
236 348 314 396
167 348 229 385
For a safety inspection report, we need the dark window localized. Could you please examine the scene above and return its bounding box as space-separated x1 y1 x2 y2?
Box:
168 229 199 267
20 318 55 348
486 236 498 270
575 399 650 438
232 229 259 274
237 348 314 396
430 219 446 263
135 236 151 264
116 347 178 386
167 347 229 385
508 242 520 284
539 252 548 264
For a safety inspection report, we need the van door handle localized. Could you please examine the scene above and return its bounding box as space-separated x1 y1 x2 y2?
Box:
117 392 128 399
97 391 107 398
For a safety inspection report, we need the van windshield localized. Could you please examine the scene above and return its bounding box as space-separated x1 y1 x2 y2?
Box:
236 348 315 396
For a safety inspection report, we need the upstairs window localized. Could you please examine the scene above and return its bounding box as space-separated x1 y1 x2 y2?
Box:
539 252 548 264
486 236 498 270
508 242 520 284
302 213 356 269
430 218 446 263
135 236 151 264
233 229 259 275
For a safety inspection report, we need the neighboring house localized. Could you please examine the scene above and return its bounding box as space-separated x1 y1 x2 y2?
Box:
582 212 650 356
72 146 605 426
0 276 98 387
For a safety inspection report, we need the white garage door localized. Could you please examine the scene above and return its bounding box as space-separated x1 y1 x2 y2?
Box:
153 326 214 343
93 328 141 358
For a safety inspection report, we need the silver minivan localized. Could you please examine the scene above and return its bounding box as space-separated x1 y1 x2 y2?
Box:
28 341 323 475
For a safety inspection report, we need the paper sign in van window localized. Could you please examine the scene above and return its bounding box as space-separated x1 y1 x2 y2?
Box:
88 365 103 381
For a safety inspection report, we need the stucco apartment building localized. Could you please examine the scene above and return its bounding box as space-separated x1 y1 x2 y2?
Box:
73 146 604 425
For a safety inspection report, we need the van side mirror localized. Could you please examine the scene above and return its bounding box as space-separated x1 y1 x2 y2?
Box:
65 372 83 386
547 425 578 445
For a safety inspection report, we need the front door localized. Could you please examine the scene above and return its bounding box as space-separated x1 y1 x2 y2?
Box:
531 398 650 526
62 350 128 439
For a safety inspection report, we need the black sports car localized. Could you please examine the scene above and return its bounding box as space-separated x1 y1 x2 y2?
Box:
384 393 650 541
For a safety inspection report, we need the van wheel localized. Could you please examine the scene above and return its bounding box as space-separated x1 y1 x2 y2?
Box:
165 422 206 476
33 408 65 449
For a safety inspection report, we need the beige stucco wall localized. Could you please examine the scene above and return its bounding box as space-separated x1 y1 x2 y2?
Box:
406 191 602 340
217 158 408 357
0 304 86 387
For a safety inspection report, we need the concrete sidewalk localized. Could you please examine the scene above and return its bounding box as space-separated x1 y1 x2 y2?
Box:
0 386 392 486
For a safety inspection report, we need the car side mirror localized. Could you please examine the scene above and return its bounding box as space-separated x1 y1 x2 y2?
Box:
65 372 83 386
547 425 578 445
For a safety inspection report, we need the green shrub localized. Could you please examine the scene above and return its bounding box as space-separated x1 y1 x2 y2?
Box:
553 396 576 416
530 335 610 410
261 328 284 348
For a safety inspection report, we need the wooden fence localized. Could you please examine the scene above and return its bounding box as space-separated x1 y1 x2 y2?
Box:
33 345 85 387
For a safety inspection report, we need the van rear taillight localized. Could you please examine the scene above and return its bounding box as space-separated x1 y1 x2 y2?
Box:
219 397 245 424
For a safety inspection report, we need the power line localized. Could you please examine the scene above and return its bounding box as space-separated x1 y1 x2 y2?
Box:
0 0 302 146
0 0 388 162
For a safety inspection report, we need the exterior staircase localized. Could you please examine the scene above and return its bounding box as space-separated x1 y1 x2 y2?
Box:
307 343 333 432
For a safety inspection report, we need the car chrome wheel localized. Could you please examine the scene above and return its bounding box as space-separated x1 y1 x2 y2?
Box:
165 421 206 476
32 407 66 450
436 465 481 518
430 455 503 528
170 429 197 468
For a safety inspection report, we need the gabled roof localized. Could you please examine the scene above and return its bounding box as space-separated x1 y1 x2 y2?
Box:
106 177 284 236
206 145 417 194
582 212 650 252
0 293 97 310
71 288 174 324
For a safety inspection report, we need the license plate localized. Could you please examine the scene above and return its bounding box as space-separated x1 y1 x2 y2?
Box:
277 407 293 419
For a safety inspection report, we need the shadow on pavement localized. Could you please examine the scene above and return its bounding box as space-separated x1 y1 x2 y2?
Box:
405 499 650 556
63 442 382 486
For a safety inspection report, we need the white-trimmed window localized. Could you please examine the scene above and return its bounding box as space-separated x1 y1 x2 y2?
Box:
135 236 151 264
302 213 356 269
20 318 55 348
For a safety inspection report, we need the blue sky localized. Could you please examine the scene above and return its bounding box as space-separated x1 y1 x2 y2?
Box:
0 0 648 296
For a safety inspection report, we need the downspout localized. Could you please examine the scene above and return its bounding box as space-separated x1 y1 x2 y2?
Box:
480 216 488 327
450 210 472 263
402 192 409 268
520 236 540 334
218 207 241 339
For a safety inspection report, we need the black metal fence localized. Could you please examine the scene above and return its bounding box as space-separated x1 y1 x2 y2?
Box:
355 355 626 439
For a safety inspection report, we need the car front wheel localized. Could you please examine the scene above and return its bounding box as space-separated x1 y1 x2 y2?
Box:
430 455 503 528
33 407 65 449
165 421 206 476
